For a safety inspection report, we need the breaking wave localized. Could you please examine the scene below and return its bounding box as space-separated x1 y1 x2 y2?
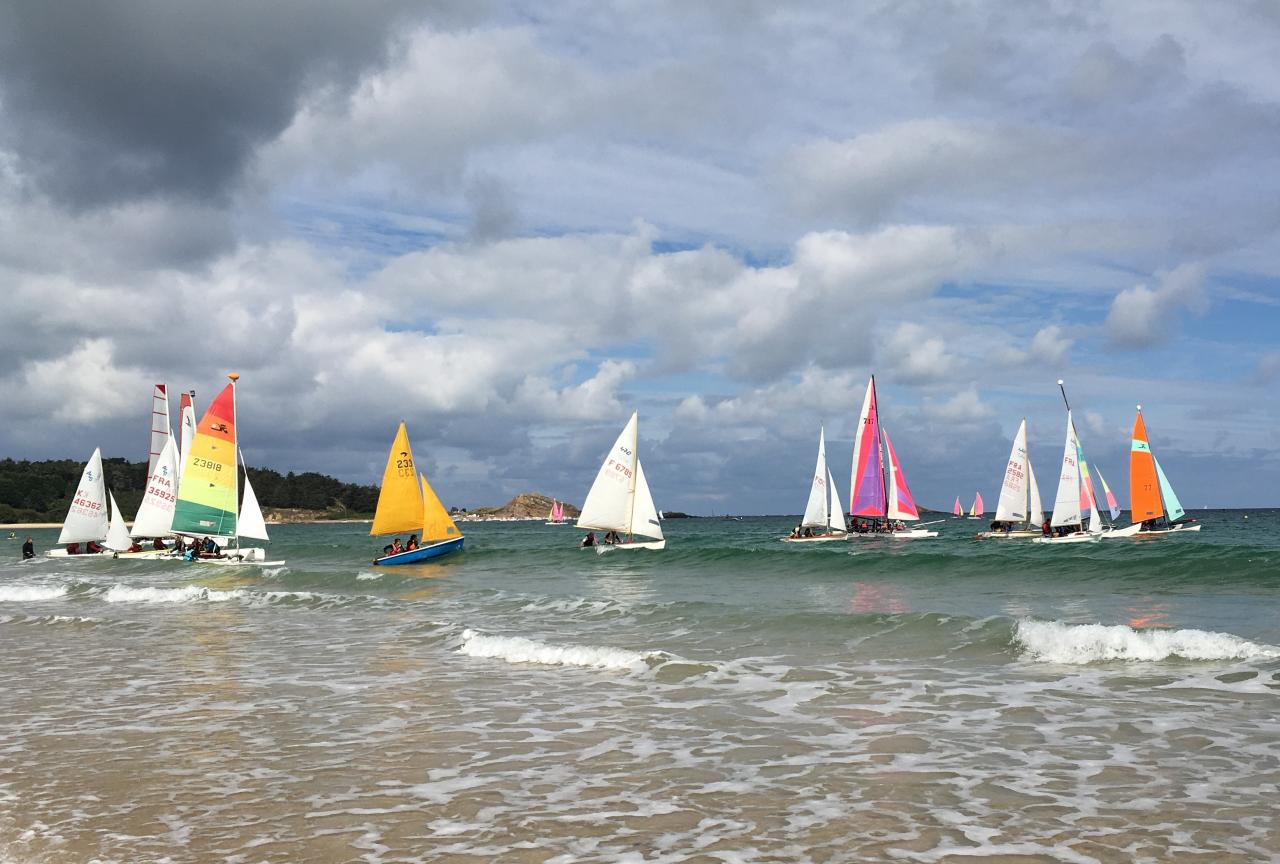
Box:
1014 619 1280 664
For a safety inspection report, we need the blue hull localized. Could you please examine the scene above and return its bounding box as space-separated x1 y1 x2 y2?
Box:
374 536 464 565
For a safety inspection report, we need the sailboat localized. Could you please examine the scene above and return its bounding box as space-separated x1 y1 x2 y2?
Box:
782 427 847 542
967 492 984 519
952 496 963 517
370 422 465 564
1128 406 1201 536
978 419 1044 539
544 500 569 525
47 448 113 556
1034 382 1103 544
170 373 280 565
848 376 937 539
576 411 665 550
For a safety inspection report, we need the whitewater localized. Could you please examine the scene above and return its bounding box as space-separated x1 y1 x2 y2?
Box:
2 511 1278 862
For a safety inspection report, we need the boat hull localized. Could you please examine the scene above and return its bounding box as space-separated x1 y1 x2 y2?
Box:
592 539 666 552
1098 523 1144 539
848 529 938 539
1134 523 1203 536
374 536 464 565
782 532 847 543
976 530 1042 539
45 548 113 558
1032 532 1100 544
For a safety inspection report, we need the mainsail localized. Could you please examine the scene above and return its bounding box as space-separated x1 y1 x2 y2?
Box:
994 419 1041 526
131 435 180 538
849 377 886 517
968 492 984 517
147 384 171 478
953 497 962 516
1050 412 1083 528
1130 407 1187 524
172 380 238 539
371 422 426 537
57 448 109 545
801 428 831 528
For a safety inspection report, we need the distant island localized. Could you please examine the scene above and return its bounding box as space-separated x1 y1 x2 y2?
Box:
456 493 581 522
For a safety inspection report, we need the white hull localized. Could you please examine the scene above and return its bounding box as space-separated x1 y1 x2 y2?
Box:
112 548 178 559
544 521 571 526
1098 523 1143 539
593 539 666 552
976 529 1041 540
1133 523 1202 536
45 548 112 558
781 532 847 543
1032 532 1099 544
849 529 938 540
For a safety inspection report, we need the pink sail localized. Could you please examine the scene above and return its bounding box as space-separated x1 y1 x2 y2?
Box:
849 377 886 517
953 496 962 516
883 430 919 520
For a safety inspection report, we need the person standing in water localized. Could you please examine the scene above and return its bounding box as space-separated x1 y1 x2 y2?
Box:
21 537 35 560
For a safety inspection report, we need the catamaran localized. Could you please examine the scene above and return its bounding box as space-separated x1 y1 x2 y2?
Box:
977 419 1044 539
967 492 984 519
576 411 665 550
544 500 569 525
782 427 847 542
46 448 113 557
1035 382 1103 544
952 496 963 517
170 373 281 565
848 376 937 539
370 422 465 564
1127 405 1201 536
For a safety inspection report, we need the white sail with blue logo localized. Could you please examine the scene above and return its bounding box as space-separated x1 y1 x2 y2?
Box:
131 435 180 538
57 448 109 545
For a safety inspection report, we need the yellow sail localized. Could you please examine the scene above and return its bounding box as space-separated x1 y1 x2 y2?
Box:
370 422 424 537
420 473 462 542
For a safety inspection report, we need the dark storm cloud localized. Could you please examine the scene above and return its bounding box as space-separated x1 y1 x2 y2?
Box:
0 0 428 206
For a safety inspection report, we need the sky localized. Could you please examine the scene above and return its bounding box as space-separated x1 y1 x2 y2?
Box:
1 1 1278 513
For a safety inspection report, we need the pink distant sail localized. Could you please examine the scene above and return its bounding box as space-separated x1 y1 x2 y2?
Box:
953 496 962 516
850 377 887 517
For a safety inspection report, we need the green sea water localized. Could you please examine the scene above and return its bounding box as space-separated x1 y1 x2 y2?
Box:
2 511 1278 862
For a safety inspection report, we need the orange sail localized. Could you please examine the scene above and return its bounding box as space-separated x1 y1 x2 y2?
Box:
1129 410 1162 523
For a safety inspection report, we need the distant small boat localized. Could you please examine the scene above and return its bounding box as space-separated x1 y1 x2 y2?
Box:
544 500 569 525
952 496 962 517
576 411 665 550
967 491 984 519
782 426 846 543
370 421 465 565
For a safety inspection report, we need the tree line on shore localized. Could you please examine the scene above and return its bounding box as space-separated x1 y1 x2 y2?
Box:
0 457 380 523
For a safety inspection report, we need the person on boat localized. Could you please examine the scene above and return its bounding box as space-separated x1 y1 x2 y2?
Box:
406 535 419 551
604 530 621 544
390 538 403 555
802 527 813 538
152 537 167 550
66 542 80 555
22 537 35 559
86 541 102 554
581 532 596 548
201 537 221 557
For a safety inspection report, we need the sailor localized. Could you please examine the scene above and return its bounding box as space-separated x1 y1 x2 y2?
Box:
21 537 35 559
581 532 596 548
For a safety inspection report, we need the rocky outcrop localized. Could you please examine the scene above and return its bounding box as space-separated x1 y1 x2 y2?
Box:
464 493 580 521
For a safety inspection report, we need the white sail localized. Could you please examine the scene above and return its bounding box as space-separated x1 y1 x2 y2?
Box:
630 458 664 541
826 468 844 532
147 384 171 478
178 394 197 481
131 435 180 538
237 472 270 541
1027 459 1044 526
576 412 640 533
105 492 133 552
801 428 829 528
1050 412 1082 528
994 420 1030 523
57 448 109 544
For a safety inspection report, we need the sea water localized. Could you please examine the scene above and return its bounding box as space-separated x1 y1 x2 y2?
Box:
1 511 1278 863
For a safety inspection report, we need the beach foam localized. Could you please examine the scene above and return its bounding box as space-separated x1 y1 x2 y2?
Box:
102 585 245 604
1014 619 1280 664
0 584 69 602
458 628 662 671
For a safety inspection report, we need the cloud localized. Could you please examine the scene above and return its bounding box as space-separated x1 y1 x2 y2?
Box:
1105 262 1209 347
881 323 953 384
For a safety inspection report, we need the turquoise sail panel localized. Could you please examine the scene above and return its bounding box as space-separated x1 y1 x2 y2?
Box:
1153 457 1186 522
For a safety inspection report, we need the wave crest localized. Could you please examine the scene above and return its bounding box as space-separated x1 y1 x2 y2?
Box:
1015 619 1280 664
458 629 662 671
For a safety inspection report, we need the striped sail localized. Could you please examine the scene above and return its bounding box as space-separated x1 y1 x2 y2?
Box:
1095 467 1121 520
147 384 171 478
883 429 919 520
849 377 886 517
172 382 238 538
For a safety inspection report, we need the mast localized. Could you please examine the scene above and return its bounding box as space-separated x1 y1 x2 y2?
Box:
873 376 888 521
1059 379 1106 530
625 411 639 540
229 372 240 553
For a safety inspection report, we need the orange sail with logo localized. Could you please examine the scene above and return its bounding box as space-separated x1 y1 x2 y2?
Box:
1129 410 1162 522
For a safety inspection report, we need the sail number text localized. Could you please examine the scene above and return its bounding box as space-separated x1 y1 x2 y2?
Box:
606 458 633 480
396 457 415 478
192 457 222 471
